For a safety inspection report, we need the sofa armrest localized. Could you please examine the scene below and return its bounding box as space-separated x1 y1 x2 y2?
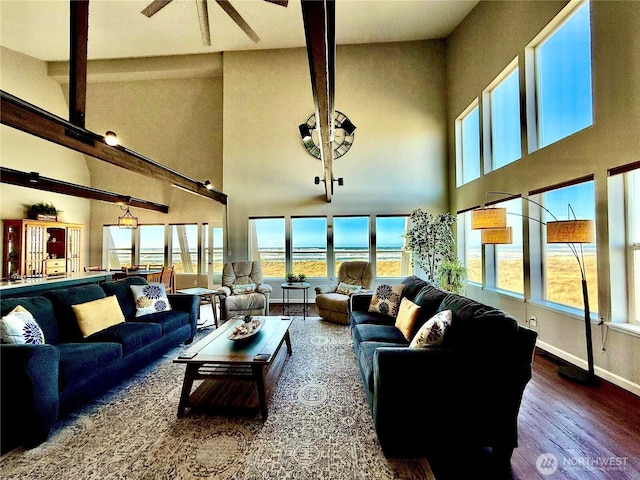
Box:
1 344 60 452
315 283 337 295
256 283 273 295
167 294 199 343
351 292 373 312
216 286 231 297
372 346 529 456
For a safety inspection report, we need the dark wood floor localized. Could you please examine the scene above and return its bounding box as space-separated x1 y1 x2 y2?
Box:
271 305 640 479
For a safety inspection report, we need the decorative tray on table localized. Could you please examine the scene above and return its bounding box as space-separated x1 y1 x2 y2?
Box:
228 317 265 341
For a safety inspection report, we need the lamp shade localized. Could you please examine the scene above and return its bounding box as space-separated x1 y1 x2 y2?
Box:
481 227 513 244
118 207 138 229
547 220 594 244
471 207 507 229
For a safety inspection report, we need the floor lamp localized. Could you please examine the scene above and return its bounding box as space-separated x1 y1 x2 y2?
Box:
471 193 599 386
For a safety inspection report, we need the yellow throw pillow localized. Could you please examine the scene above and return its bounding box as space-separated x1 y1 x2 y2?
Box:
394 297 422 340
72 296 125 338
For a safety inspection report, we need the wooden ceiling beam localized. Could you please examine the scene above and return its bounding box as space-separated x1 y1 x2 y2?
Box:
0 91 227 205
69 0 89 127
1 167 169 213
301 0 336 202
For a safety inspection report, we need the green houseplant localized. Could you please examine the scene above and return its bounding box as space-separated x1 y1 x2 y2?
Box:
403 208 467 294
27 202 61 221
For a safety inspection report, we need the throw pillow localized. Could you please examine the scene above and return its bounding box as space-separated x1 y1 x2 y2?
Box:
368 284 404 318
335 282 362 296
394 297 422 340
130 283 172 317
409 309 452 348
72 295 125 337
232 283 256 295
0 305 45 344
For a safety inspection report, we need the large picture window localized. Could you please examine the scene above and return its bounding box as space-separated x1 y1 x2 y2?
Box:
494 198 524 294
139 225 165 266
334 216 369 272
463 211 482 284
534 0 593 149
291 217 327 277
488 65 521 170
103 226 133 270
250 218 285 278
170 224 198 273
627 169 640 323
456 102 481 186
376 216 410 278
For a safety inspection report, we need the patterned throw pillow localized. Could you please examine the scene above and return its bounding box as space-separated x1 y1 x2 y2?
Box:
409 309 452 348
368 284 404 318
130 283 172 317
72 295 125 337
232 283 257 295
335 282 362 296
1 305 45 344
394 297 422 340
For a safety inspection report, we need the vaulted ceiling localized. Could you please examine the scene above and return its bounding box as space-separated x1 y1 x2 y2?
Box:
1 0 478 62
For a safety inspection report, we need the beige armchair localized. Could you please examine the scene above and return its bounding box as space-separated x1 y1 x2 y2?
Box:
315 261 375 325
216 261 273 321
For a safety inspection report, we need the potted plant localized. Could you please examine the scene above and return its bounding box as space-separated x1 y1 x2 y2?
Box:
403 208 466 292
286 273 296 284
28 202 61 221
436 256 467 295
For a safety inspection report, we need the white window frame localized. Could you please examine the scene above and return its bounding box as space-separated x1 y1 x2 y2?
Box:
455 100 481 186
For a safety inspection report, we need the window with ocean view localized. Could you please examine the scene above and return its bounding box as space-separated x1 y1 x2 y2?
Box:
139 225 165 266
292 217 327 277
250 218 285 278
103 226 133 270
533 0 593 150
463 211 482 284
487 63 521 171
170 224 198 273
541 181 598 312
334 216 369 272
629 169 640 324
376 216 410 278
494 198 524 294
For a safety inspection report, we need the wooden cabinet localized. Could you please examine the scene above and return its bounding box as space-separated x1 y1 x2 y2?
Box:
2 219 83 278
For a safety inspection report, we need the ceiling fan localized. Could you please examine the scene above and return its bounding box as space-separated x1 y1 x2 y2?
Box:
141 0 288 46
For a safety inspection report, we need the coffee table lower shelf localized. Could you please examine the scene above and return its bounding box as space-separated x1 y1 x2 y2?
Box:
178 341 290 420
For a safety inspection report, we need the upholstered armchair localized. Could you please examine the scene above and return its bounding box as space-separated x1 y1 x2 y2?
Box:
315 261 375 325
216 261 273 321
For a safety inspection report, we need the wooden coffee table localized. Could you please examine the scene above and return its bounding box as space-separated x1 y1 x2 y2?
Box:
173 316 293 420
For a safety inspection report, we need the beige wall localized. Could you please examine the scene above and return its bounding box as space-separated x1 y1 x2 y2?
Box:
223 41 449 263
0 47 91 276
446 1 640 392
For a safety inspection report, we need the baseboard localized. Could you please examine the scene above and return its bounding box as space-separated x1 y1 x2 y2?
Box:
536 340 640 396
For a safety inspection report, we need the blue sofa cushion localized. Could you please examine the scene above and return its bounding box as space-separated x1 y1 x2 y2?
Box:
85 322 162 356
45 285 106 342
1 296 60 345
412 284 449 330
438 294 519 353
133 310 189 334
100 277 148 320
358 341 398 393
350 310 394 327
353 324 409 345
57 342 123 390
400 275 430 302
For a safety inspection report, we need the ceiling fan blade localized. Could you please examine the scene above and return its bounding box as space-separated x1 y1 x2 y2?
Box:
264 0 288 6
196 0 212 46
141 0 173 17
215 0 260 43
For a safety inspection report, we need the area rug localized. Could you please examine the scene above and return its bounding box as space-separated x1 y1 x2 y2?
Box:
0 317 434 480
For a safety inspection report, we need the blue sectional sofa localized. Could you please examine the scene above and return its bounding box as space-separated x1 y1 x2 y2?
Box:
350 276 537 464
0 276 198 453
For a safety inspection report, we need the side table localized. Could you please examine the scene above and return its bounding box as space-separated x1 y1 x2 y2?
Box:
281 282 311 320
176 287 221 328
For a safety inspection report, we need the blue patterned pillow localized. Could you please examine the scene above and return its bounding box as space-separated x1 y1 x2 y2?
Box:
368 284 404 318
1 305 45 344
130 283 172 317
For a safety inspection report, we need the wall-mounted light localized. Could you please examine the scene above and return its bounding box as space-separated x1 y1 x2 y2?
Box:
339 117 357 135
104 131 119 146
299 124 312 142
204 179 214 190
118 204 138 229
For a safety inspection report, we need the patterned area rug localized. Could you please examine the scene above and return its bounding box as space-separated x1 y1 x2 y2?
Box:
0 317 434 479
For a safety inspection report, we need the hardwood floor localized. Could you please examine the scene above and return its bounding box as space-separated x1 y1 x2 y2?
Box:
269 305 640 479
